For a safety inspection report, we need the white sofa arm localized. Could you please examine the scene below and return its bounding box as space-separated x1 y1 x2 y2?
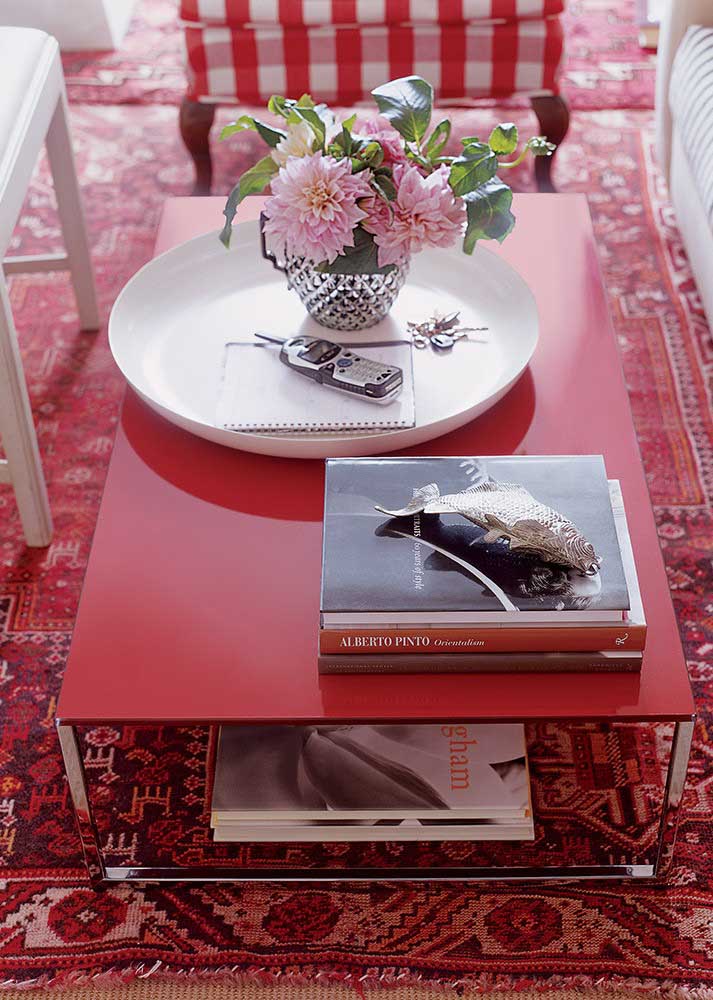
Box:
656 0 713 184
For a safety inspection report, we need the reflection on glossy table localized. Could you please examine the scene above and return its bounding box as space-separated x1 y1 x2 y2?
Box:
56 195 695 884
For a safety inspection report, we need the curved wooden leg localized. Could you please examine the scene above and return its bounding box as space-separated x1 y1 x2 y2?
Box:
530 94 570 193
179 98 216 196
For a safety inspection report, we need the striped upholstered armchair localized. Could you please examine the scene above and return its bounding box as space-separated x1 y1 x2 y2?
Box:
179 1 569 194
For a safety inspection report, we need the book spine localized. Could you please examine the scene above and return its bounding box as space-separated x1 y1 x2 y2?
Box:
318 651 643 674
319 625 647 655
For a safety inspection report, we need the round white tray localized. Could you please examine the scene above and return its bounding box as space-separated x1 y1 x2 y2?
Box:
109 219 538 459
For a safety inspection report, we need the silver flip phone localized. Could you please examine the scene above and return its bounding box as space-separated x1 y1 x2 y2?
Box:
278 336 403 403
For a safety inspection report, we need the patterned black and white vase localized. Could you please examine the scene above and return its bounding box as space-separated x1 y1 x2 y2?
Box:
260 214 409 331
280 255 409 331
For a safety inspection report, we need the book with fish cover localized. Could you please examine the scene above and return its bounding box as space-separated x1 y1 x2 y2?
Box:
320 479 647 660
211 723 530 823
320 456 630 627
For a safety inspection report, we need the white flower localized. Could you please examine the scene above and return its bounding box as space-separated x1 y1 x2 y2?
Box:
325 119 343 145
271 120 315 167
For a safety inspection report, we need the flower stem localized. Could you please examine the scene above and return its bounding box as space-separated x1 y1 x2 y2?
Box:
497 143 532 169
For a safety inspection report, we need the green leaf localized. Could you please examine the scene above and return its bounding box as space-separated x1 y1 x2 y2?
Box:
220 115 257 140
287 107 326 147
267 95 291 118
448 141 498 196
371 174 397 202
220 115 287 148
405 147 432 171
219 155 278 248
462 179 515 253
328 125 352 158
329 121 366 159
268 95 335 142
313 102 336 128
371 75 432 143
488 123 518 156
254 119 287 148
359 140 384 168
423 119 451 159
339 133 352 157
341 112 357 132
319 227 394 275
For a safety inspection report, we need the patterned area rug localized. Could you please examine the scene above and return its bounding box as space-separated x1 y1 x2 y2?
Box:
60 0 657 110
1 103 712 990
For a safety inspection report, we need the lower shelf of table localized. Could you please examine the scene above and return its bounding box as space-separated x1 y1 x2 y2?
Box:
101 862 657 882
58 718 694 884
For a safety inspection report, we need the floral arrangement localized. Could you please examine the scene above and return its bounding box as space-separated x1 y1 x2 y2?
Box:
219 75 554 275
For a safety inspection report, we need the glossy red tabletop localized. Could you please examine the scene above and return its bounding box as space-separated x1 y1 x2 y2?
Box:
56 195 694 725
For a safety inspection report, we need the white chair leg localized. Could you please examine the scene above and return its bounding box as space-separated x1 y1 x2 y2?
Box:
0 274 53 546
45 89 100 331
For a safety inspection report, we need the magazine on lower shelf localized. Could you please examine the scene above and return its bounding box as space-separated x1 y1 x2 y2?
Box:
212 815 535 842
211 723 532 838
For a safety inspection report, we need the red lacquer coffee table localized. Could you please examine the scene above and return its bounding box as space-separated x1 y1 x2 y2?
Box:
56 195 695 884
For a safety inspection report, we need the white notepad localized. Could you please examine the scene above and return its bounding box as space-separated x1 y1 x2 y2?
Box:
216 341 416 433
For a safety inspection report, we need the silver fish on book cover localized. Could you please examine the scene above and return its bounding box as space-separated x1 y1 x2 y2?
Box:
375 480 601 576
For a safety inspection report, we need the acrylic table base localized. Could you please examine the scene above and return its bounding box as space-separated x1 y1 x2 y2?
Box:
57 720 694 886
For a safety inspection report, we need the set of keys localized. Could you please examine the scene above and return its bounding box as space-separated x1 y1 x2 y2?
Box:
407 311 489 351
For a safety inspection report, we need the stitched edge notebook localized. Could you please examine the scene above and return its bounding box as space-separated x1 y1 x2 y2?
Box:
216 341 415 433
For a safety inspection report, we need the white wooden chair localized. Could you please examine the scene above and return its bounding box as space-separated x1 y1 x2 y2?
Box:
0 27 98 547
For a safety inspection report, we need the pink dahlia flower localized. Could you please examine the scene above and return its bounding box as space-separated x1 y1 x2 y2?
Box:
354 116 407 166
262 153 372 265
363 164 465 267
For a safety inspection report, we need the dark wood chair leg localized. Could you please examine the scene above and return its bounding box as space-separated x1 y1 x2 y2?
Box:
530 94 570 193
179 97 217 195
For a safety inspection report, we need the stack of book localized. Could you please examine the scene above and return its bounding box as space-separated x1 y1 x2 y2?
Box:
211 453 647 846
211 722 534 842
318 455 646 674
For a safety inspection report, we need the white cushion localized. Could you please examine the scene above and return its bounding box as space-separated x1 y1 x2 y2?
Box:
671 128 713 330
0 28 59 243
0 28 58 183
669 25 713 226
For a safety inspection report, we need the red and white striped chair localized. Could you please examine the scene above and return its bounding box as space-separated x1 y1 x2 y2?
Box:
179 1 568 193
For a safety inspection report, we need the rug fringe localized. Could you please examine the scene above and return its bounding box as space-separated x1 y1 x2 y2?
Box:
1 964 712 997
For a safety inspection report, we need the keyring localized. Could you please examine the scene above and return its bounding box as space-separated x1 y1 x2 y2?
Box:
407 311 489 352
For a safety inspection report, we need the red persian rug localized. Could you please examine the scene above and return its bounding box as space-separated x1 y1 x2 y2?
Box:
60 0 656 110
1 103 712 991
